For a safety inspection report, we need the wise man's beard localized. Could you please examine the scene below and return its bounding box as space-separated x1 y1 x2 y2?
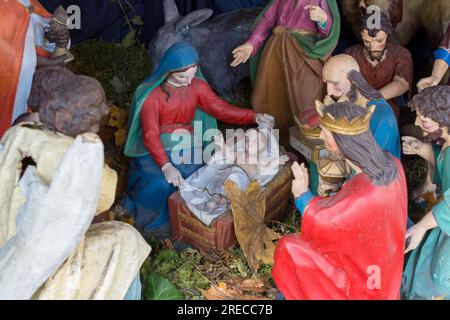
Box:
330 86 358 103
328 150 345 161
422 128 443 143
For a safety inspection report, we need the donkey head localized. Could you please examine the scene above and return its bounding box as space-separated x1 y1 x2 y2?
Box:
149 0 213 65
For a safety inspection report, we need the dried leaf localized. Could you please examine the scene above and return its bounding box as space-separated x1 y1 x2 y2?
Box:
114 129 127 147
108 105 127 128
241 278 265 289
200 285 239 300
200 284 271 301
224 180 279 272
162 239 173 250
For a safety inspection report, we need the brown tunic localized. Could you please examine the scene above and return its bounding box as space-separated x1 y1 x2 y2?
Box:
441 24 450 50
345 43 413 118
252 26 325 147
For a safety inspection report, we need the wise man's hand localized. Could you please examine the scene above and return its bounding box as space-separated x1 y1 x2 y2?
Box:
231 43 253 67
291 161 309 198
305 5 327 25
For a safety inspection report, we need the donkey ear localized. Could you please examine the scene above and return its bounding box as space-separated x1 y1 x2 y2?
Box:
163 0 181 24
175 9 213 31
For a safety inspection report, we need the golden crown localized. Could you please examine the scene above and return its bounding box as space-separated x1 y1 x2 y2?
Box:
315 100 375 135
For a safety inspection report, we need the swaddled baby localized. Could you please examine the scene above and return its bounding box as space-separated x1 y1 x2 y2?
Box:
180 128 289 225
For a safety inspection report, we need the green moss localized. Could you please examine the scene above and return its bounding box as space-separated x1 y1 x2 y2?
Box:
67 40 152 109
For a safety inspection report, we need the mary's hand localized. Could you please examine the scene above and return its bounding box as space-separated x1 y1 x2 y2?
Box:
162 163 184 187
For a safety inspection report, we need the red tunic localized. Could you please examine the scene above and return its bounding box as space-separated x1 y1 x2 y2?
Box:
140 78 255 167
272 159 407 300
345 43 413 118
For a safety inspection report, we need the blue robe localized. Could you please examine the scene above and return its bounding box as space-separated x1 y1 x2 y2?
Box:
123 43 217 236
368 99 401 159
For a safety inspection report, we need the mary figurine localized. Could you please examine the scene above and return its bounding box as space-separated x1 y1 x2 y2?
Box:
120 42 273 238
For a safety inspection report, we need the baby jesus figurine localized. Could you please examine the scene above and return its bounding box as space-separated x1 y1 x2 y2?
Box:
179 128 289 225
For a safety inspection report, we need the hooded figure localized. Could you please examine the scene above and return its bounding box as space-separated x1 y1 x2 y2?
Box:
122 42 270 238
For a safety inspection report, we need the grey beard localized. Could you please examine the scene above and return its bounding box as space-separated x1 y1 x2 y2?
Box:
328 150 345 161
422 128 443 143
330 86 359 103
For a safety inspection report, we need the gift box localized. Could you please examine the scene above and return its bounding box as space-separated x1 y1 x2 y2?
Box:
168 154 297 252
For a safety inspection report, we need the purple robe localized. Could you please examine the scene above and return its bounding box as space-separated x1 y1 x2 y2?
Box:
248 0 332 54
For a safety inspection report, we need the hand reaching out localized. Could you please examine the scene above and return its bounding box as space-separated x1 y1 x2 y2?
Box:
291 161 309 198
305 5 328 24
231 43 253 68
417 76 441 92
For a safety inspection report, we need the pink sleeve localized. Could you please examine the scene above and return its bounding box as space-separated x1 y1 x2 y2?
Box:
247 0 280 54
317 0 333 37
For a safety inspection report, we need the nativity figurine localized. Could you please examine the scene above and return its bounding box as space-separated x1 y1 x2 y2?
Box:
120 42 274 239
345 11 413 119
401 85 450 300
0 0 72 138
273 101 408 300
0 65 150 299
291 54 400 195
230 0 341 146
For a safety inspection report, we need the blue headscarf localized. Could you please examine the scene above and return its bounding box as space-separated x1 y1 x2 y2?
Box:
124 42 218 158
144 42 199 84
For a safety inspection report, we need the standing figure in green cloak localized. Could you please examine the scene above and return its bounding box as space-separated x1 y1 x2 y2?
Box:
230 0 340 146
402 85 450 300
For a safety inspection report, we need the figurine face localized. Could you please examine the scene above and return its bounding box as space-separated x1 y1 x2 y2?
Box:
322 68 352 100
361 30 388 61
415 109 441 137
320 126 343 160
167 66 198 87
